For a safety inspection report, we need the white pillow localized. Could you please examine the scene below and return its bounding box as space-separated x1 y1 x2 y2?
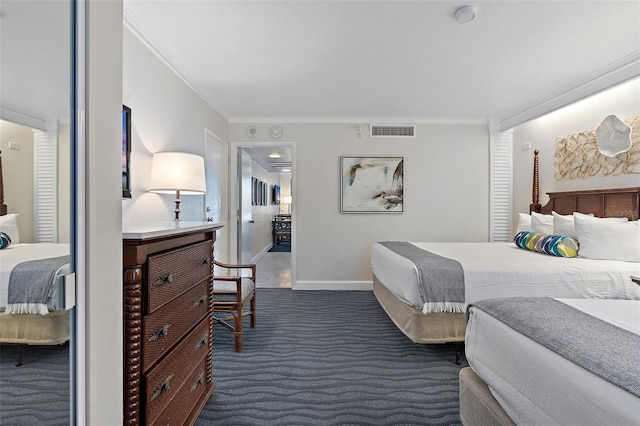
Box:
574 212 639 262
515 213 531 234
530 211 553 234
0 213 20 244
552 211 594 239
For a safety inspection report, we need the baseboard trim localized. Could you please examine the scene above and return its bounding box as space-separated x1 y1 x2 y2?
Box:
293 281 373 291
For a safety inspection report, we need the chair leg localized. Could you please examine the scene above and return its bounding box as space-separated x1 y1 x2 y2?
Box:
250 295 257 328
234 310 243 352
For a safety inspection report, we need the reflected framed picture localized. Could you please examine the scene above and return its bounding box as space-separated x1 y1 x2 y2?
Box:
122 105 132 198
340 156 403 213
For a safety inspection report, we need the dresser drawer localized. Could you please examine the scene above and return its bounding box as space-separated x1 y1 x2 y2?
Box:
150 358 208 426
147 241 212 313
143 279 210 372
145 319 210 425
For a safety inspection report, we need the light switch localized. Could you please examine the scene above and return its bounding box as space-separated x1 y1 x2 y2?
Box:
9 141 20 150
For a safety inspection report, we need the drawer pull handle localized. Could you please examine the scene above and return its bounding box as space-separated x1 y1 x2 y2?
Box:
194 296 206 308
200 258 209 266
195 335 208 350
151 374 174 401
191 373 205 391
148 324 171 342
154 273 175 287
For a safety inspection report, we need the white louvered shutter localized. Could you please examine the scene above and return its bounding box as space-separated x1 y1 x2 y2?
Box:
33 130 58 242
489 129 513 242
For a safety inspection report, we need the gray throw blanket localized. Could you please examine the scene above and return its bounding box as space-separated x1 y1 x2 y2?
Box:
469 297 640 398
379 242 465 313
6 255 70 315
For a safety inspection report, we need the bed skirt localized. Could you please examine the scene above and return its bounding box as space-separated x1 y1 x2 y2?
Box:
372 274 466 343
0 310 69 345
459 367 515 426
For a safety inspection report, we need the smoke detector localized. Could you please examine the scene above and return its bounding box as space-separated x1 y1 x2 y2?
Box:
454 6 477 23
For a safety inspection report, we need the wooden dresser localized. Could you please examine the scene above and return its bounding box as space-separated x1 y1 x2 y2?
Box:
123 223 223 425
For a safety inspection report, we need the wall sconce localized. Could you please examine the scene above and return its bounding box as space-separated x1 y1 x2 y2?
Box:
149 152 206 221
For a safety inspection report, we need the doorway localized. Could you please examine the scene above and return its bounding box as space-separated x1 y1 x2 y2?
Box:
230 142 295 288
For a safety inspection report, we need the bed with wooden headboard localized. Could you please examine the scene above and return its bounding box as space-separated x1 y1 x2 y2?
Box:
371 150 640 345
0 150 70 349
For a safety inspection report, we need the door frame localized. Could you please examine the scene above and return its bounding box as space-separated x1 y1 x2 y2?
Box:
229 140 296 285
204 128 230 264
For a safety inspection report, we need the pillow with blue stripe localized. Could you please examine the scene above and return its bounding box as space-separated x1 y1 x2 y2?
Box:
514 231 579 258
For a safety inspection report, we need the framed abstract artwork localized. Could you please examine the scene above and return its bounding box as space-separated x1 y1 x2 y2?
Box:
340 156 404 213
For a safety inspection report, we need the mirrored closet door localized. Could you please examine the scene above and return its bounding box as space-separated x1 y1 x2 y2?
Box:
0 0 79 424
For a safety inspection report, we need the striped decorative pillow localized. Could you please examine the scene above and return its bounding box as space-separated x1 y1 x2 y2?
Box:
514 231 579 258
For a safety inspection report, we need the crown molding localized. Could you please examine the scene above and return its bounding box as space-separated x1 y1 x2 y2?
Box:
1 107 47 131
123 6 229 121
227 116 488 125
500 51 640 131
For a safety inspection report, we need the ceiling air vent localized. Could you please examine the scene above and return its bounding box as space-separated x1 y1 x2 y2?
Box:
370 124 416 138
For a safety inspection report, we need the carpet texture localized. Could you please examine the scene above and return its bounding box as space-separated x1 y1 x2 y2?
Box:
269 241 291 252
198 288 467 425
0 289 467 425
0 343 70 425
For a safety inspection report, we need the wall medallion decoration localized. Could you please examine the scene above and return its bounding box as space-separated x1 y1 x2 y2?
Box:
595 114 632 157
340 156 403 213
554 116 640 180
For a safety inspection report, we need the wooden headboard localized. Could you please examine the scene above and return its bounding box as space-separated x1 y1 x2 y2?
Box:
0 150 6 216
529 150 640 221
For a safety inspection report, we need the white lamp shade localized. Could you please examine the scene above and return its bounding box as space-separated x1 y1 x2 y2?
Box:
283 195 292 204
149 152 206 194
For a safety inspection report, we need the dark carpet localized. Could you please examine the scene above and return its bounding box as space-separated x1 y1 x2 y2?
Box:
0 342 70 425
198 288 467 426
269 241 291 252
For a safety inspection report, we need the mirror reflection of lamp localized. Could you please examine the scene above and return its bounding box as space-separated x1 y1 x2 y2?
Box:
283 195 292 214
149 152 206 221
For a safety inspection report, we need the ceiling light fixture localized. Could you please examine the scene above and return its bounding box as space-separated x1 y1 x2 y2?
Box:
269 153 281 159
454 5 477 24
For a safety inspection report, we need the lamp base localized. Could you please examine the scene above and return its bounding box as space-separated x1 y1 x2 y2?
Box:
174 190 181 221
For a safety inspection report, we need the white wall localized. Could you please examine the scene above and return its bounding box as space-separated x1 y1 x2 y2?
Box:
512 77 640 225
0 120 34 242
85 0 124 423
229 122 489 288
121 27 227 226
249 158 280 258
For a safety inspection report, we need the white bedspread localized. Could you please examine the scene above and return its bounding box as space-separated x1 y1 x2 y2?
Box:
0 243 70 311
371 242 640 309
466 298 640 425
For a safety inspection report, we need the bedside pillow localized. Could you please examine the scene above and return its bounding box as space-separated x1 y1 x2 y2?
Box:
515 213 531 234
530 212 553 234
552 211 594 239
514 231 579 258
574 213 639 262
0 213 19 244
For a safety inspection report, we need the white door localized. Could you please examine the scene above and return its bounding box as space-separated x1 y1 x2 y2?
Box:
204 130 228 266
239 149 253 263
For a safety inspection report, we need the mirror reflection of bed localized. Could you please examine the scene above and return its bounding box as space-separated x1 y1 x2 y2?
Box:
0 136 71 365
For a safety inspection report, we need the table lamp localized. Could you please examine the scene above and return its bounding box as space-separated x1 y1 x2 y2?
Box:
149 151 206 221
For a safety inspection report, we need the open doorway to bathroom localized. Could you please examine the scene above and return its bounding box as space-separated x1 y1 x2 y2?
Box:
232 143 294 289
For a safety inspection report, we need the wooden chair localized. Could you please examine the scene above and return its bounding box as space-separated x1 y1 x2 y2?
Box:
272 214 291 247
212 259 257 352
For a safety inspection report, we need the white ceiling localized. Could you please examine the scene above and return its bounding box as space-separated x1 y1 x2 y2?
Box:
124 0 640 127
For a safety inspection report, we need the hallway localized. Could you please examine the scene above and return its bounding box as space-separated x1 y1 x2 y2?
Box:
255 251 291 288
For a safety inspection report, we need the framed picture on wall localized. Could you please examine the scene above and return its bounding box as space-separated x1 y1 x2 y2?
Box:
273 184 281 205
340 156 403 213
122 105 132 198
